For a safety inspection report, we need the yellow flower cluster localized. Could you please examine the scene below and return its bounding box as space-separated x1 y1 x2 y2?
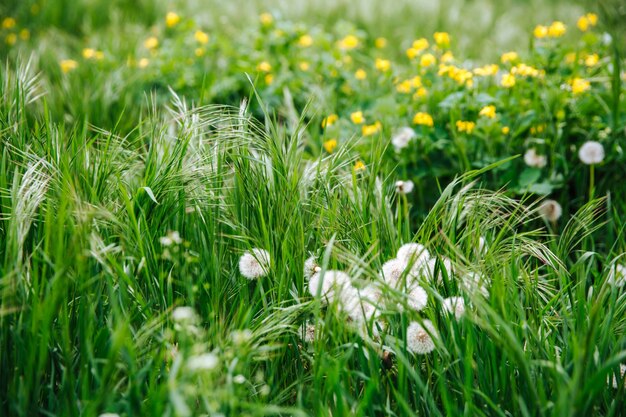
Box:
338 35 359 50
500 52 518 63
350 111 365 124
406 38 429 59
144 36 159 49
259 13 274 26
298 34 313 47
362 121 382 136
473 64 499 76
2 17 16 29
322 114 338 128
577 13 598 32
323 138 337 153
355 69 367 80
375 37 387 48
396 76 423 94
456 120 476 133
438 65 473 87
353 160 366 172
195 30 209 44
413 112 434 127
500 72 516 88
420 53 436 67
165 12 180 28
434 32 450 47
82 48 104 60
375 58 391 72
534 21 566 38
570 78 590 95
60 59 78 73
479 105 496 119
511 63 542 77
257 61 272 72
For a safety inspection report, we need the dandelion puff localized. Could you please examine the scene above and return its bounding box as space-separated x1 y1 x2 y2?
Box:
420 257 453 283
187 353 219 371
382 258 408 288
239 248 270 279
397 243 430 269
308 270 351 304
406 320 438 355
407 285 428 312
172 306 197 322
578 141 605 165
607 263 626 288
395 180 414 194
233 374 246 384
538 199 562 222
299 322 316 343
391 127 416 151
442 296 465 319
345 285 381 323
523 149 548 168
304 256 321 280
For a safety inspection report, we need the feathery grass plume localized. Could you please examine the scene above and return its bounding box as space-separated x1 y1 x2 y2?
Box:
406 320 438 354
239 248 271 279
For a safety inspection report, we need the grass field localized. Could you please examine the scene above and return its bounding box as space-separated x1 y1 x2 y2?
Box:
1 0 626 416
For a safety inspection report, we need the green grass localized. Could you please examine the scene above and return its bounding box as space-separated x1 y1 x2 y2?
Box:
1 1 626 416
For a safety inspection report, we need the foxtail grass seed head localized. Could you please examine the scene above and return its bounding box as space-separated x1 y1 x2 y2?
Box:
442 296 465 319
524 148 547 168
239 248 270 279
391 127 416 151
578 141 605 165
304 256 321 280
539 199 563 222
187 353 219 371
395 180 414 194
406 320 437 354
607 263 626 288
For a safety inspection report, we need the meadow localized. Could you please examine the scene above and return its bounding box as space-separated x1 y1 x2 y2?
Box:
1 0 626 416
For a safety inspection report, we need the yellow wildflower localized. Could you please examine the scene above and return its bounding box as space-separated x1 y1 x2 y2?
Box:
410 76 422 87
259 13 273 26
375 58 391 72
194 30 209 44
338 35 359 50
434 31 450 47
501 126 510 135
414 87 428 98
473 64 499 76
321 114 338 128
350 111 365 124
406 48 420 60
138 58 150 68
570 78 590 95
144 36 159 49
264 74 274 84
441 51 454 63
19 29 30 40
500 72 516 88
60 59 78 73
297 34 313 47
362 121 382 136
533 25 548 38
413 38 429 52
479 105 496 119
5 33 17 45
420 53 436 67
511 63 540 77
165 12 180 28
2 17 16 29
82 48 96 59
577 13 597 32
413 112 434 127
257 61 272 72
501 51 518 64
456 120 476 134
585 53 599 67
548 21 566 37
355 69 367 80
323 139 338 153
353 160 366 172
375 37 387 48
298 61 310 71
195 48 205 57
565 52 577 64
396 80 412 94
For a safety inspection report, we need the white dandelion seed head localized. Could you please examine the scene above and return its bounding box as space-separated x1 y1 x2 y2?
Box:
304 256 321 280
419 257 453 283
578 141 605 165
397 243 430 268
407 285 428 312
381 258 408 288
442 296 466 319
308 270 352 304
239 248 270 279
461 272 490 298
391 127 416 151
610 364 626 389
607 263 626 288
395 180 415 195
299 322 316 343
172 306 197 323
345 285 382 324
523 148 547 168
538 199 563 222
233 374 246 384
406 320 438 355
187 353 219 372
